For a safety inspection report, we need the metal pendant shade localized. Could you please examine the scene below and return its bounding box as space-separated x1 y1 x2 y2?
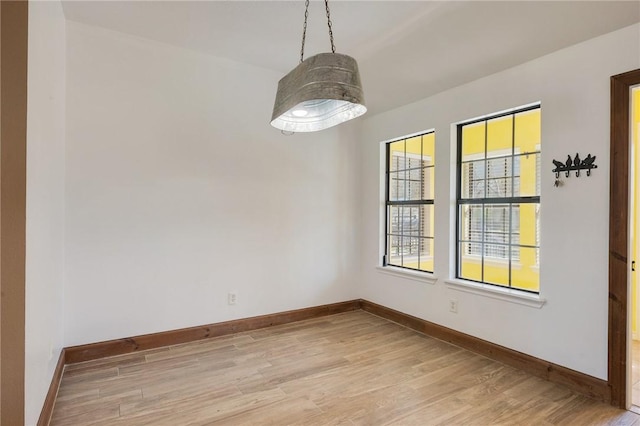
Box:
270 0 366 133
271 53 366 133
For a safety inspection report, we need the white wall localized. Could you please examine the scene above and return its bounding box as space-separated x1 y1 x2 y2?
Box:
49 9 639 401
64 22 361 346
25 1 67 424
359 24 640 380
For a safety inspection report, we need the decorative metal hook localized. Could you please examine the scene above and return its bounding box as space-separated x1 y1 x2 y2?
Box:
552 153 597 182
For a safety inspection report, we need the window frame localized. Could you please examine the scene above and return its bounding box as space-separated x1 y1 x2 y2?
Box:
383 130 435 274
455 104 541 294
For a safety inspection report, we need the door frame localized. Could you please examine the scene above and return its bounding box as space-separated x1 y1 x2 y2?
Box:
1 1 28 423
609 68 640 408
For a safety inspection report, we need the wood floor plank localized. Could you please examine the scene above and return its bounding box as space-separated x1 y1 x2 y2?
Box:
50 311 638 425
122 387 287 426
207 396 322 425
52 389 142 423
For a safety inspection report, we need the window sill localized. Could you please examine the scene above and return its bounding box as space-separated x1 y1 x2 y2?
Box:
376 265 437 285
444 278 545 308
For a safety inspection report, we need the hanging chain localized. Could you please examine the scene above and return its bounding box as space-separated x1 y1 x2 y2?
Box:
300 0 310 63
300 0 336 62
324 0 336 53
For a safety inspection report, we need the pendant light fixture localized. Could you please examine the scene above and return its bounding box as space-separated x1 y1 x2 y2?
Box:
270 0 366 133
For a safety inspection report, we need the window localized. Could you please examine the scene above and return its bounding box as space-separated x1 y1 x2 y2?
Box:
456 105 540 293
384 132 435 273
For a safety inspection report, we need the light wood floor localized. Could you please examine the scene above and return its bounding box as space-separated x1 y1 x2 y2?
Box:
51 311 639 425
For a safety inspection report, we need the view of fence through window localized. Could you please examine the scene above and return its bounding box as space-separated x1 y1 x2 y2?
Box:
457 105 541 293
385 132 435 272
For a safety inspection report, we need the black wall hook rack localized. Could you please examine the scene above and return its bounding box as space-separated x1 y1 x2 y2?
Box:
552 153 597 178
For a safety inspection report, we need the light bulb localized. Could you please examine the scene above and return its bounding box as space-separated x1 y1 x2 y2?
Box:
292 109 308 117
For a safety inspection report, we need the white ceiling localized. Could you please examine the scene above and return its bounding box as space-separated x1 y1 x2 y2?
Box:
62 1 640 115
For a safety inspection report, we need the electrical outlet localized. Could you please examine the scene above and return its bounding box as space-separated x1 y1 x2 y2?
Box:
228 292 237 305
449 299 458 313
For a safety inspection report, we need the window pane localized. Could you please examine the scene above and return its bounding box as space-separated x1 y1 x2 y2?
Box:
484 243 509 259
407 168 422 201
417 238 434 272
487 115 513 154
511 245 521 263
399 237 420 268
389 140 404 171
422 132 435 163
460 204 483 245
461 160 485 199
514 109 540 197
389 171 405 201
517 203 538 247
461 121 485 162
405 136 421 161
487 157 511 178
515 152 539 197
408 237 421 257
467 241 483 255
407 156 422 170
511 247 539 292
422 166 434 200
486 157 513 198
483 253 509 287
389 205 401 235
419 204 434 238
388 235 402 265
514 109 540 152
459 242 481 281
510 205 520 247
484 205 510 253
402 206 420 236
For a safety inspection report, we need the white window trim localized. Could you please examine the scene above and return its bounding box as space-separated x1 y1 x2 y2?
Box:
376 265 437 285
445 278 545 308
